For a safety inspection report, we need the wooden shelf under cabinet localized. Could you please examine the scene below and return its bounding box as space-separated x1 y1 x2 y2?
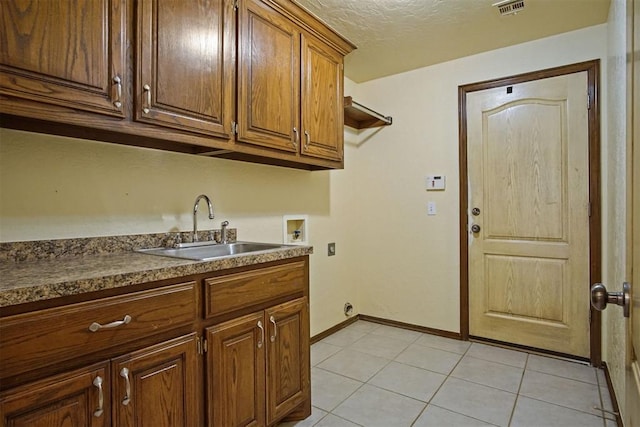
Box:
343 96 392 129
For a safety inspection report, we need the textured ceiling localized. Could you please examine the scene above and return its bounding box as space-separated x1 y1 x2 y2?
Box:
295 0 611 82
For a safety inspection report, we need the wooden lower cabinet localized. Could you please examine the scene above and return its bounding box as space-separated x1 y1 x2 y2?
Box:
112 334 199 427
207 297 309 427
0 362 110 427
0 257 310 427
0 334 197 427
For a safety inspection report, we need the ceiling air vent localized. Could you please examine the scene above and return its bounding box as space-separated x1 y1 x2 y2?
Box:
492 0 525 16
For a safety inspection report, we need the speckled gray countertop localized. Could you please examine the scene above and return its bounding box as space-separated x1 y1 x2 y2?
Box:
0 231 312 308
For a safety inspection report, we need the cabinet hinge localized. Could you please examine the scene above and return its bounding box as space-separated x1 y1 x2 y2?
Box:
196 337 208 355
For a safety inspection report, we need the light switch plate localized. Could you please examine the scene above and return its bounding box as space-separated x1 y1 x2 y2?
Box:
427 201 437 215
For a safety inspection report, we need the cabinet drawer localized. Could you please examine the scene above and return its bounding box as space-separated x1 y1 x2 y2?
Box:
0 282 196 380
205 261 305 318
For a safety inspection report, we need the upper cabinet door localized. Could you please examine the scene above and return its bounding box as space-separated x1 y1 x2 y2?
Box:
136 0 234 138
300 34 344 162
237 0 300 153
0 0 126 117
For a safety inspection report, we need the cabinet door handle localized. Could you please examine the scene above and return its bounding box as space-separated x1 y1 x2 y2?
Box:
112 76 122 109
120 367 131 405
143 84 151 113
88 314 131 332
304 130 310 148
93 376 104 417
269 315 277 342
293 127 299 147
257 320 264 348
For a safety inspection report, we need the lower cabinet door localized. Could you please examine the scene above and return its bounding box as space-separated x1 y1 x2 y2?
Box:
266 297 309 425
0 362 110 427
112 334 199 427
207 311 266 427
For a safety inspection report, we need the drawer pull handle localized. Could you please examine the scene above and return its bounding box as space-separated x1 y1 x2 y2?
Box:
89 314 132 332
269 315 277 342
257 320 264 348
93 376 104 417
120 367 131 405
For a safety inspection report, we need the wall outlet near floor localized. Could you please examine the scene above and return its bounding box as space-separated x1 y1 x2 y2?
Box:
328 242 336 256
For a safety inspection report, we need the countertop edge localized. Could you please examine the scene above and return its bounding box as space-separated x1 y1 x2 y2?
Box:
0 246 313 308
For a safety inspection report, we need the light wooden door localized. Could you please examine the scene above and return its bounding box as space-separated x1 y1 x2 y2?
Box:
626 0 640 422
112 334 199 427
300 33 344 162
467 72 591 357
207 312 266 427
136 0 235 137
237 0 300 153
265 297 309 425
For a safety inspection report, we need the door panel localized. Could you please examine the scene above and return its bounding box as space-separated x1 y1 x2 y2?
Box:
207 312 265 427
484 101 566 240
467 72 591 357
486 255 565 322
0 362 109 427
300 33 344 161
237 0 300 152
136 0 234 137
0 0 125 117
112 334 198 427
266 297 309 425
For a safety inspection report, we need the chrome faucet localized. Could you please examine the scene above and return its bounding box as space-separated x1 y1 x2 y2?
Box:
220 221 229 244
193 194 214 242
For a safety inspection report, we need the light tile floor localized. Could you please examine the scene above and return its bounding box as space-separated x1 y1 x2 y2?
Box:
278 320 617 427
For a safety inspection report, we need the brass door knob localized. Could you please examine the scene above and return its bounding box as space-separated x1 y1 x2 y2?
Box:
590 282 630 317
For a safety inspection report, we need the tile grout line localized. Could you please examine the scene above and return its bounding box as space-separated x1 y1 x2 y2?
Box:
593 367 608 427
507 352 530 426
408 342 472 426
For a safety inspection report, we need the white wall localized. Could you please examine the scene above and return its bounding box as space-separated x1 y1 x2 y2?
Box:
345 24 608 333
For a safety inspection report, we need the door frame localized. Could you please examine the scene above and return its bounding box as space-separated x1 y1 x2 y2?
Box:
458 60 602 365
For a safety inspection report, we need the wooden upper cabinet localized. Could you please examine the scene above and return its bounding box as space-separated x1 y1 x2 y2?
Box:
136 0 235 137
237 0 347 164
300 34 344 162
237 0 300 153
0 0 126 117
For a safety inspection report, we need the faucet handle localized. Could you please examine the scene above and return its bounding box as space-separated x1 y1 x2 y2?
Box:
220 221 229 244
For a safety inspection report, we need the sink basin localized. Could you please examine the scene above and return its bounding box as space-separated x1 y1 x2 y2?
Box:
137 241 288 261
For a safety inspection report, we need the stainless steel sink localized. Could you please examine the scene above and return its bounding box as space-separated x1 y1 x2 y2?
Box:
137 241 288 261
